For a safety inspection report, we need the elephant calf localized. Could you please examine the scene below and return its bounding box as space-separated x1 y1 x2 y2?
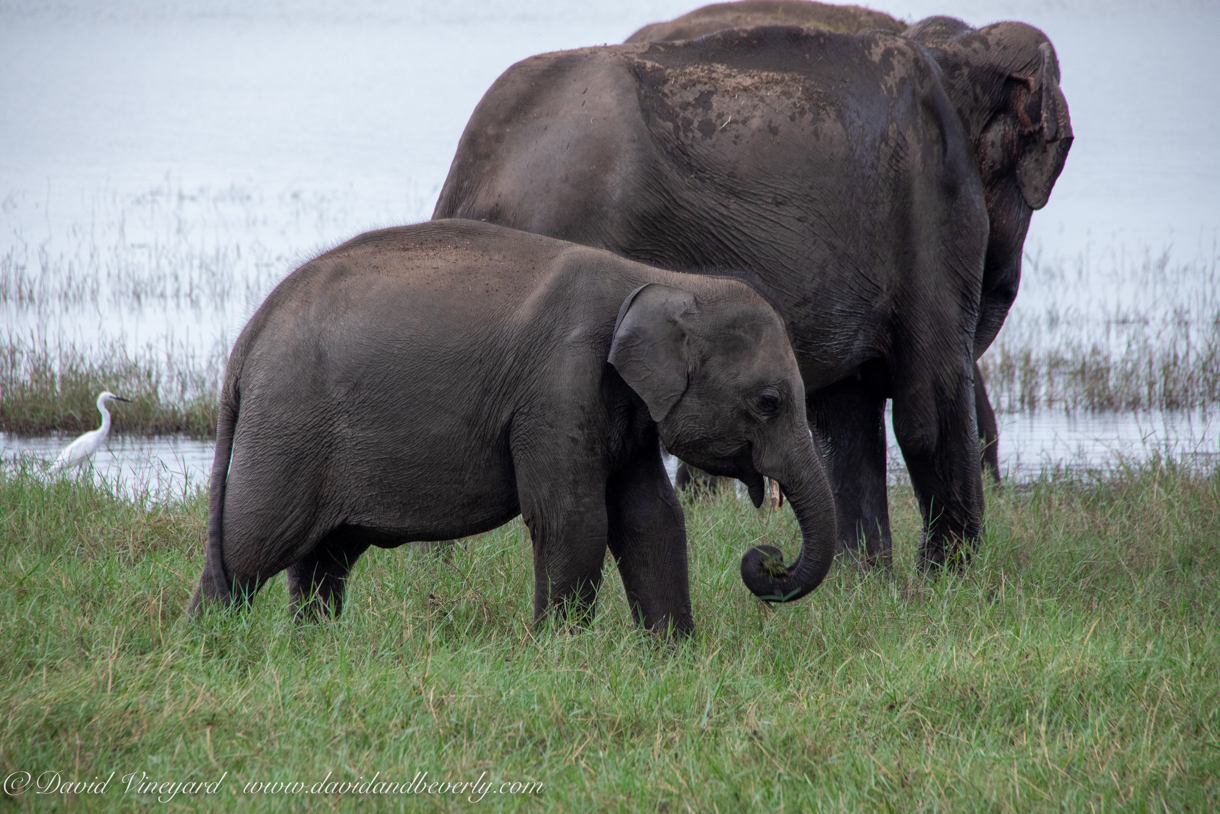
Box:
189 220 836 636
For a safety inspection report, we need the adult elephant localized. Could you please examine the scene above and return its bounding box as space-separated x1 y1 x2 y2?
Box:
629 2 1006 493
434 19 1071 569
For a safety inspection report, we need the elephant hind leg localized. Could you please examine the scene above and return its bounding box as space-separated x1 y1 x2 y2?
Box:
974 367 1002 488
188 570 227 615
188 559 268 615
188 524 278 615
194 495 335 616
287 525 372 622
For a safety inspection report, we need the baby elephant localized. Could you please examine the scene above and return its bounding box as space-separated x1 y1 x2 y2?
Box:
189 220 836 636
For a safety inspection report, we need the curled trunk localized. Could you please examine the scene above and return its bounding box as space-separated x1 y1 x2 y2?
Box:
739 445 837 602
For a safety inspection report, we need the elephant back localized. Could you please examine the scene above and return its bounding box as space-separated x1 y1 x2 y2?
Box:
625 0 906 43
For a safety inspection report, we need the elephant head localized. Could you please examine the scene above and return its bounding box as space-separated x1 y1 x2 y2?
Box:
609 282 837 602
907 17 1072 210
906 17 1073 353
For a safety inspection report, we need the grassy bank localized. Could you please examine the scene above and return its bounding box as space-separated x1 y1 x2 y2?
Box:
2 459 1216 811
0 333 222 437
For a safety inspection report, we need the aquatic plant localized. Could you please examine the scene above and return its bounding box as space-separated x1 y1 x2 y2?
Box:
3 181 1218 434
0 331 222 436
980 243 1220 412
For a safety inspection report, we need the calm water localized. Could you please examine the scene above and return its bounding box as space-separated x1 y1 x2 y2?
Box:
2 0 1218 494
4 408 1215 502
3 432 215 501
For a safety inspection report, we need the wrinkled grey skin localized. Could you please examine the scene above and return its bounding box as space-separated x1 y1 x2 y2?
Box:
905 16 1073 489
433 19 1071 570
633 4 1007 494
625 0 905 43
188 220 836 636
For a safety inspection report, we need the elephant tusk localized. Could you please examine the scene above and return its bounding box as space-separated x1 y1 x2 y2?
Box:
768 478 783 512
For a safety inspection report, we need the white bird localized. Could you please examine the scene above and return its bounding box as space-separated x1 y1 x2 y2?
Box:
49 391 131 473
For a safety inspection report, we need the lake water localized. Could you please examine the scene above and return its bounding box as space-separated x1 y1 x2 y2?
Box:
4 407 1215 503
2 0 1218 495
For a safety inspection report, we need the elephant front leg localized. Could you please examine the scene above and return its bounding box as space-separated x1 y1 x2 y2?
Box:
892 361 985 572
606 444 693 637
807 379 892 568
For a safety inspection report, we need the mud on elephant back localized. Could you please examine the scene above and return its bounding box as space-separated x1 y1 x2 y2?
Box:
433 6 1071 572
188 220 837 638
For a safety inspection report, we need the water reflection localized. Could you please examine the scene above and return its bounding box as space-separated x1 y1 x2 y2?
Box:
991 409 1219 479
3 433 214 502
5 409 1215 504
881 408 1217 484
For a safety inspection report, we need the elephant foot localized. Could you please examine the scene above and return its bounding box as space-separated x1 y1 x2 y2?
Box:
917 532 970 574
834 518 893 572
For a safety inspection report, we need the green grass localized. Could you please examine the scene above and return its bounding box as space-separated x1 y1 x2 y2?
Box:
2 458 1217 811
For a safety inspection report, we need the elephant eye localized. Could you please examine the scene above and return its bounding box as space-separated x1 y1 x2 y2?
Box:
753 388 781 417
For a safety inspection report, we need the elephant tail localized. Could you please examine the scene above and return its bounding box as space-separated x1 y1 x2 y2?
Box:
204 376 239 603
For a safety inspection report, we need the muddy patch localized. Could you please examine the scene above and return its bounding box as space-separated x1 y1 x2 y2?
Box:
632 57 835 144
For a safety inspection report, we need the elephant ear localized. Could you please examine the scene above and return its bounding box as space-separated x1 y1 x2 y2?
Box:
608 283 696 422
1014 41 1073 209
916 19 1074 211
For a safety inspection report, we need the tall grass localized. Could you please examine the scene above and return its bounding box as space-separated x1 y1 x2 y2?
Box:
0 179 452 437
981 335 1220 412
2 457 1216 811
0 332 223 436
4 183 1219 436
0 179 384 314
981 243 1220 412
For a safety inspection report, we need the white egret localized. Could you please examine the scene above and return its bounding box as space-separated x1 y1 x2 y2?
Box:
49 391 131 472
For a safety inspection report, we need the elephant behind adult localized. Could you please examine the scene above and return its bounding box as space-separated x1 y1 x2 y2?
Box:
903 15 1072 490
433 21 1070 569
628 1 1007 492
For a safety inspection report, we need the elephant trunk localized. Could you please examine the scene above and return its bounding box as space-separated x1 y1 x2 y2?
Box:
740 439 837 602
